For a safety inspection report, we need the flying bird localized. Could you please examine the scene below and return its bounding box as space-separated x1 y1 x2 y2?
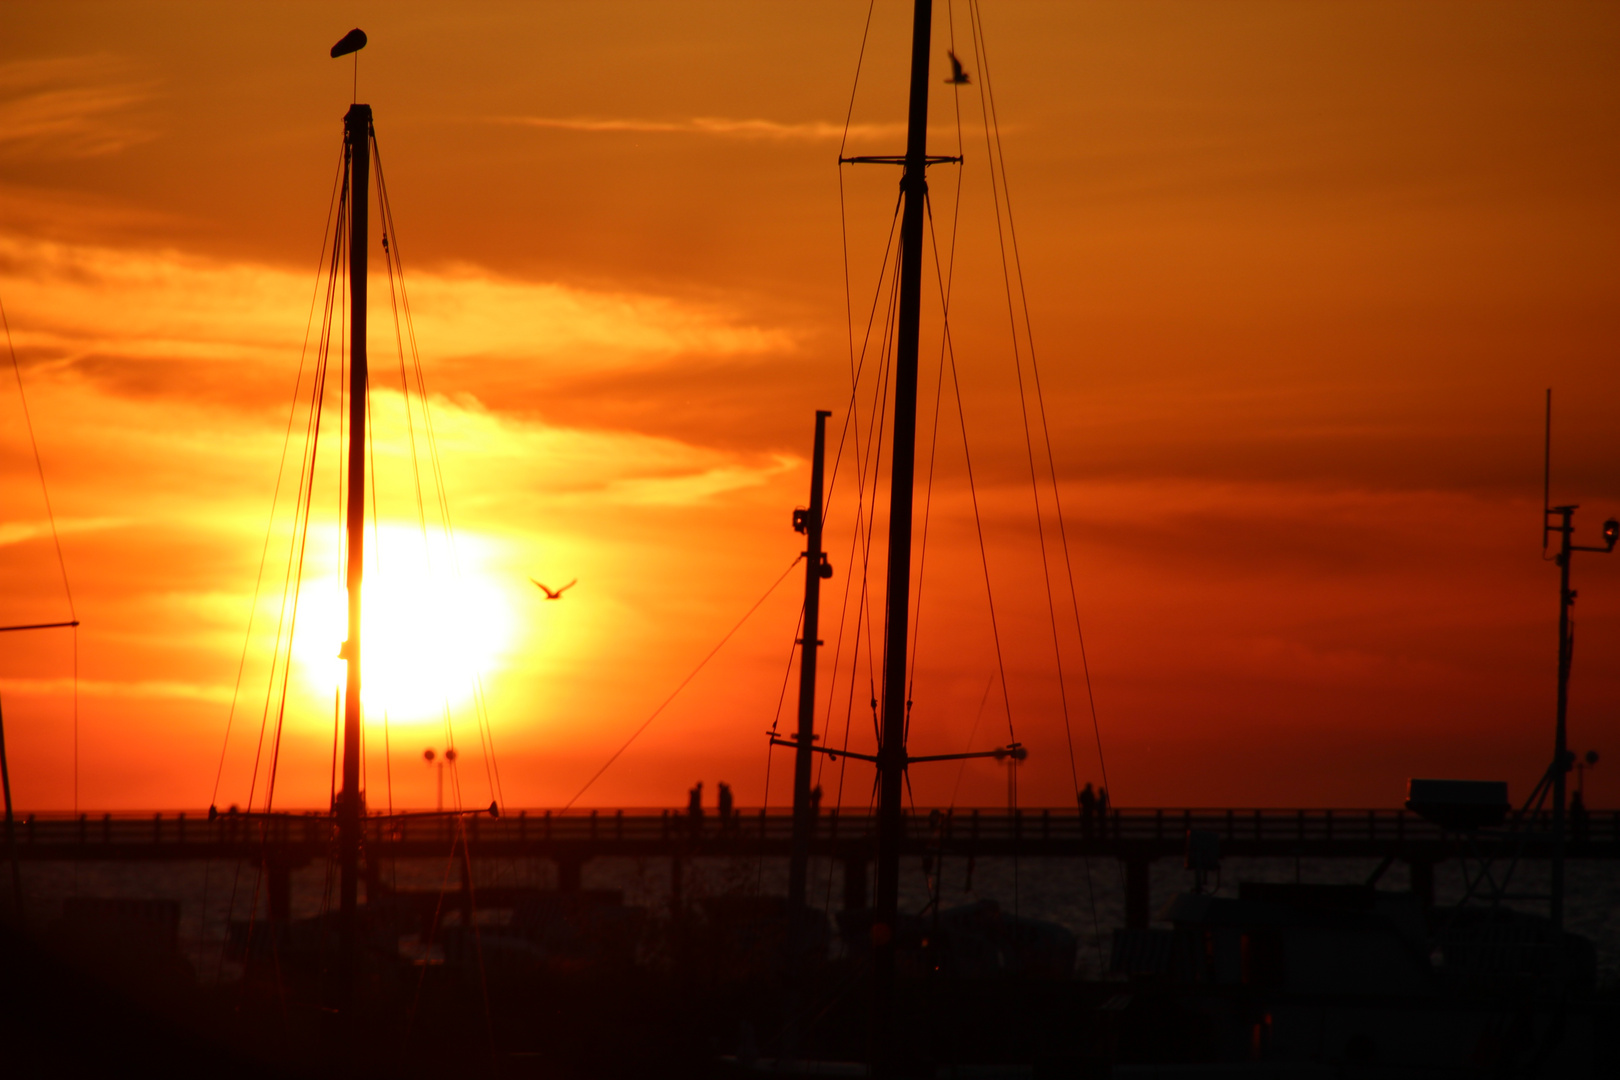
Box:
530 578 578 600
331 28 367 58
945 51 971 85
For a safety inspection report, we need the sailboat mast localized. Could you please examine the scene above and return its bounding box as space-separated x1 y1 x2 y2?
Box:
873 0 933 1060
338 101 371 1001
788 409 832 915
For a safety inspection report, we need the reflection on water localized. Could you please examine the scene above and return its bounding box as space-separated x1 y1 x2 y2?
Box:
13 851 1620 986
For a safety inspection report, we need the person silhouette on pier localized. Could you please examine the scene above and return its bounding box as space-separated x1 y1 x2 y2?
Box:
1571 788 1590 844
1079 783 1097 839
717 781 734 832
687 782 704 833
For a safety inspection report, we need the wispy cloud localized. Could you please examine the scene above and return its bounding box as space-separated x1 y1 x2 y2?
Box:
603 454 797 505
0 677 232 703
0 233 794 409
496 115 903 142
0 56 157 159
0 518 128 548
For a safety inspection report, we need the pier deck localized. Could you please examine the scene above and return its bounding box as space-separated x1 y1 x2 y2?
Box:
5 807 1616 926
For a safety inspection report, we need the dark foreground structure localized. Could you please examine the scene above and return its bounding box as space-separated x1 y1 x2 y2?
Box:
7 804 1619 923
2 804 1617 1078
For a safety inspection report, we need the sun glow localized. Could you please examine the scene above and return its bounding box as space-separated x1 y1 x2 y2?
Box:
291 525 518 726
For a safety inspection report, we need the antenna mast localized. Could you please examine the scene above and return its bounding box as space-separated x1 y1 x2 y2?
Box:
1540 388 1619 932
1544 388 1552 553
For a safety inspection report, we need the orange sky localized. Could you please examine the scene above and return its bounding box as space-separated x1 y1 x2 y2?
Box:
1 2 1617 812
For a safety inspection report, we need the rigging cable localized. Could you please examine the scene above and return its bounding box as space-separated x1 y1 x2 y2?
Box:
922 190 1021 918
214 174 346 977
967 0 1111 804
244 196 346 818
374 132 507 810
809 4 906 902
965 0 1112 966
354 196 507 1028
922 196 1016 753
759 603 805 894
903 2 971 732
563 555 804 810
817 218 902 918
2 292 80 809
819 197 901 757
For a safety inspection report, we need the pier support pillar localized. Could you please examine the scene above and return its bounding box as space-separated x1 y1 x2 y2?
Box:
1409 858 1435 911
267 860 292 922
671 856 683 911
842 856 868 912
459 855 474 927
363 851 381 905
1124 857 1151 929
557 856 583 894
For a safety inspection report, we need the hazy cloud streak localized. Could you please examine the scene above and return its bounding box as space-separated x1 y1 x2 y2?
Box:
496 115 903 141
0 56 156 159
0 233 795 406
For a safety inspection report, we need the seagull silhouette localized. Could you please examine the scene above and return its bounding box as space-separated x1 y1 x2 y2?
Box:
945 51 971 85
530 578 578 600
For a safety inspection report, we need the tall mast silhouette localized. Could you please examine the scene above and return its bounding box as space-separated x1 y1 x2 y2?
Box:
788 410 832 916
872 0 934 1066
338 98 371 1011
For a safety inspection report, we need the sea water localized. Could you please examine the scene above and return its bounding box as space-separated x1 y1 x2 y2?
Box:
11 849 1620 987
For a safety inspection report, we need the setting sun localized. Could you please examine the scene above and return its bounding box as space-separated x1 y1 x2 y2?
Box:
291 525 517 728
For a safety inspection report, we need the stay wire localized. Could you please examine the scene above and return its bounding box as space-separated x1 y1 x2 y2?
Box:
826 236 902 774
924 193 1015 750
245 205 345 817
375 132 507 809
262 370 331 814
563 555 804 810
211 142 347 807
758 604 803 894
819 193 902 761
768 606 808 741
948 673 997 808
817 238 898 924
866 262 902 748
824 191 903 523
219 169 344 972
817 319 891 812
833 0 879 403
0 297 76 622
967 0 1110 964
926 188 1022 922
3 284 80 810
903 33 970 716
826 284 900 860
969 0 1110 803
837 0 878 161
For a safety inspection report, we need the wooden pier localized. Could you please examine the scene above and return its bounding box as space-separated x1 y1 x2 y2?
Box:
6 806 1616 928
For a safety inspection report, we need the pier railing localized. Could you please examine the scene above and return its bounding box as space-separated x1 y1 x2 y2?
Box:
4 805 1617 854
